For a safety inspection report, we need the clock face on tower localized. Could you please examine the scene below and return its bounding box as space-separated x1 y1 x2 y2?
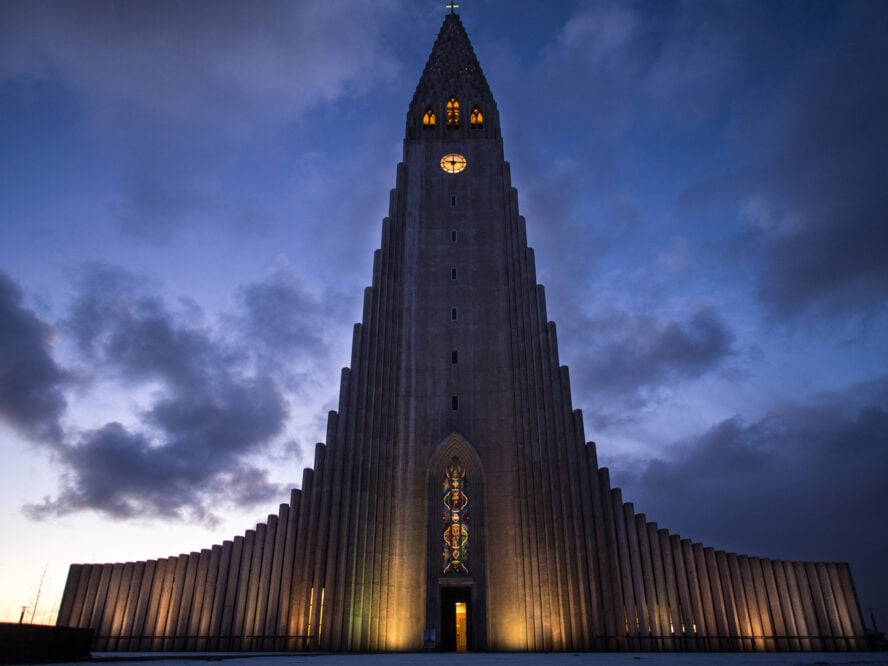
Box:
440 153 467 174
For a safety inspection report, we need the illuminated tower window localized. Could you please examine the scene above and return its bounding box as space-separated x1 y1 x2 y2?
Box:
442 456 468 574
446 97 460 127
470 105 483 128
423 107 436 129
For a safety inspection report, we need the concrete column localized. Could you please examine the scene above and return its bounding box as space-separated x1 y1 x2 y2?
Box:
78 565 102 630
67 564 92 629
171 553 198 650
782 560 812 650
98 563 124 651
186 549 211 650
56 565 82 627
837 563 866 650
587 448 613 650
289 443 325 649
89 564 114 650
759 558 787 650
277 491 300 647
114 562 138 650
156 555 182 650
232 530 256 650
253 517 277 649
598 469 625 650
727 554 753 650
646 522 671 651
611 489 637 649
209 541 233 651
220 535 245 648
144 558 168 651
197 545 221 650
692 544 718 651
635 514 661 649
805 562 845 650
507 208 542 651
264 506 288 650
658 530 681 650
623 503 650 650
670 536 695 651
771 560 799 650
714 551 739 650
746 557 773 650
319 325 364 652
358 262 383 652
793 561 822 650
825 563 853 649
288 463 318 650
129 560 154 650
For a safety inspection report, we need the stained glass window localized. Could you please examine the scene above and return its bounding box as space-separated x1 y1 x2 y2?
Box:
446 97 460 127
423 108 436 128
442 456 469 574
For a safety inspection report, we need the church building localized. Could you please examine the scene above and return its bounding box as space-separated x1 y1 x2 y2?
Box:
56 11 866 652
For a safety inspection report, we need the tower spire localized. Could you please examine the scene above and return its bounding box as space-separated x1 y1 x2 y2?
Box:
407 11 499 139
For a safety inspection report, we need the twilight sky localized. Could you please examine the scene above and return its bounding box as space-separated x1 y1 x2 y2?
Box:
1 0 886 631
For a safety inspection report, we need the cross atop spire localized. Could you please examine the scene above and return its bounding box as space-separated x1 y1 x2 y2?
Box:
445 1 459 14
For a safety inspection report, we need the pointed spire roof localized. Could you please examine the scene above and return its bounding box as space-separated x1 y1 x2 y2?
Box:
407 13 499 139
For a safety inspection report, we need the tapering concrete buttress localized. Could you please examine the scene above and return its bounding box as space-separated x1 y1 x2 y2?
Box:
57 12 866 652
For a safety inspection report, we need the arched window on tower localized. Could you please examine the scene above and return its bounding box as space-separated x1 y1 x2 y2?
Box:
423 107 436 129
446 97 460 128
470 105 483 128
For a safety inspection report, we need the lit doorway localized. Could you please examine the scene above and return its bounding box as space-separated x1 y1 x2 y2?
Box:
454 602 467 652
440 586 471 651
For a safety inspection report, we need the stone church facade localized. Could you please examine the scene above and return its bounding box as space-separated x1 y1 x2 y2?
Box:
56 13 866 652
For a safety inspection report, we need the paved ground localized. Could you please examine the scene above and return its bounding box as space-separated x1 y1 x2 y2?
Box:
75 652 888 666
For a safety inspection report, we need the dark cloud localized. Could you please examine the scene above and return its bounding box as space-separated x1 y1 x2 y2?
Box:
27 264 289 522
563 307 735 427
239 267 332 360
66 266 217 389
0 269 68 443
611 376 888 628
0 0 401 129
510 1 888 329
236 260 353 393
752 3 888 319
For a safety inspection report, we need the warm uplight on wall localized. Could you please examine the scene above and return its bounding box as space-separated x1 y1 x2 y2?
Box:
493 608 529 650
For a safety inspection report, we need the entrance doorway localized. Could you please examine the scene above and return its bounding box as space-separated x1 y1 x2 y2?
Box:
440 586 471 651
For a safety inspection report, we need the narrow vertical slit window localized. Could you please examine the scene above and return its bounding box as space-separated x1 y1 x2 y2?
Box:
451 307 458 321
451 350 458 364
451 267 457 280
451 395 459 411
451 195 457 207
451 230 457 243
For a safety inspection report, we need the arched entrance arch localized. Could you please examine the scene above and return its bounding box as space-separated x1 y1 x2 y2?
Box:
426 433 487 651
